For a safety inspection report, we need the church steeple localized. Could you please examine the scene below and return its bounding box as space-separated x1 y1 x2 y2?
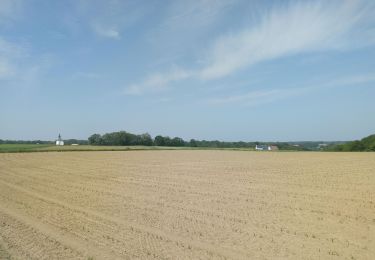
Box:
56 133 64 146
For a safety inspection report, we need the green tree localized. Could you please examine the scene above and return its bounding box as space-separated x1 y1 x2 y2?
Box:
154 135 165 146
139 133 153 146
189 139 197 147
88 134 102 145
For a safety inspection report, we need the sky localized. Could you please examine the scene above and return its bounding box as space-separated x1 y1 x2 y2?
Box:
1 0 375 142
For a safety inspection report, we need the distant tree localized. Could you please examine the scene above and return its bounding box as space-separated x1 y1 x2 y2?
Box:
329 134 375 151
170 137 185 147
189 139 197 147
153 135 185 146
163 136 172 146
139 133 153 146
154 135 165 146
88 134 102 145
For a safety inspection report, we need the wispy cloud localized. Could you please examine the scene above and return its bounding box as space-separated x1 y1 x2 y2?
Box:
200 0 375 79
129 0 375 94
206 73 375 106
206 88 308 106
124 68 192 95
323 74 375 88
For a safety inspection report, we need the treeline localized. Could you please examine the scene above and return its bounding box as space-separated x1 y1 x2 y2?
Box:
62 139 89 145
0 140 52 144
0 139 88 145
157 137 257 148
87 131 308 150
88 131 192 146
189 140 308 150
87 131 261 148
328 134 375 151
88 132 153 146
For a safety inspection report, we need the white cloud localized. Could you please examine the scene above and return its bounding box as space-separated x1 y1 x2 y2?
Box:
323 74 375 88
124 68 192 95
129 0 375 94
206 88 307 106
200 0 375 79
206 73 375 106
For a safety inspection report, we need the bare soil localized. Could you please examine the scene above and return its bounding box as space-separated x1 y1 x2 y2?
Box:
0 151 374 259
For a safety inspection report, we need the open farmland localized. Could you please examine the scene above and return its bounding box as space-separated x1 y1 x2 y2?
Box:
0 151 374 259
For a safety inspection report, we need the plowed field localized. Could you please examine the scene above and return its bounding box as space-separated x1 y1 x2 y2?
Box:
0 151 374 259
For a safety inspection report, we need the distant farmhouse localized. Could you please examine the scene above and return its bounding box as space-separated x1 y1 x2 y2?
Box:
255 144 278 151
56 134 64 146
318 143 328 149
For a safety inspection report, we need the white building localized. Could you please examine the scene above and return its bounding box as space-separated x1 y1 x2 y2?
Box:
255 144 268 151
56 134 64 146
255 145 278 151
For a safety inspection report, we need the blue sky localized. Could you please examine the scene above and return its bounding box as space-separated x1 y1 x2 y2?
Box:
1 0 375 141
